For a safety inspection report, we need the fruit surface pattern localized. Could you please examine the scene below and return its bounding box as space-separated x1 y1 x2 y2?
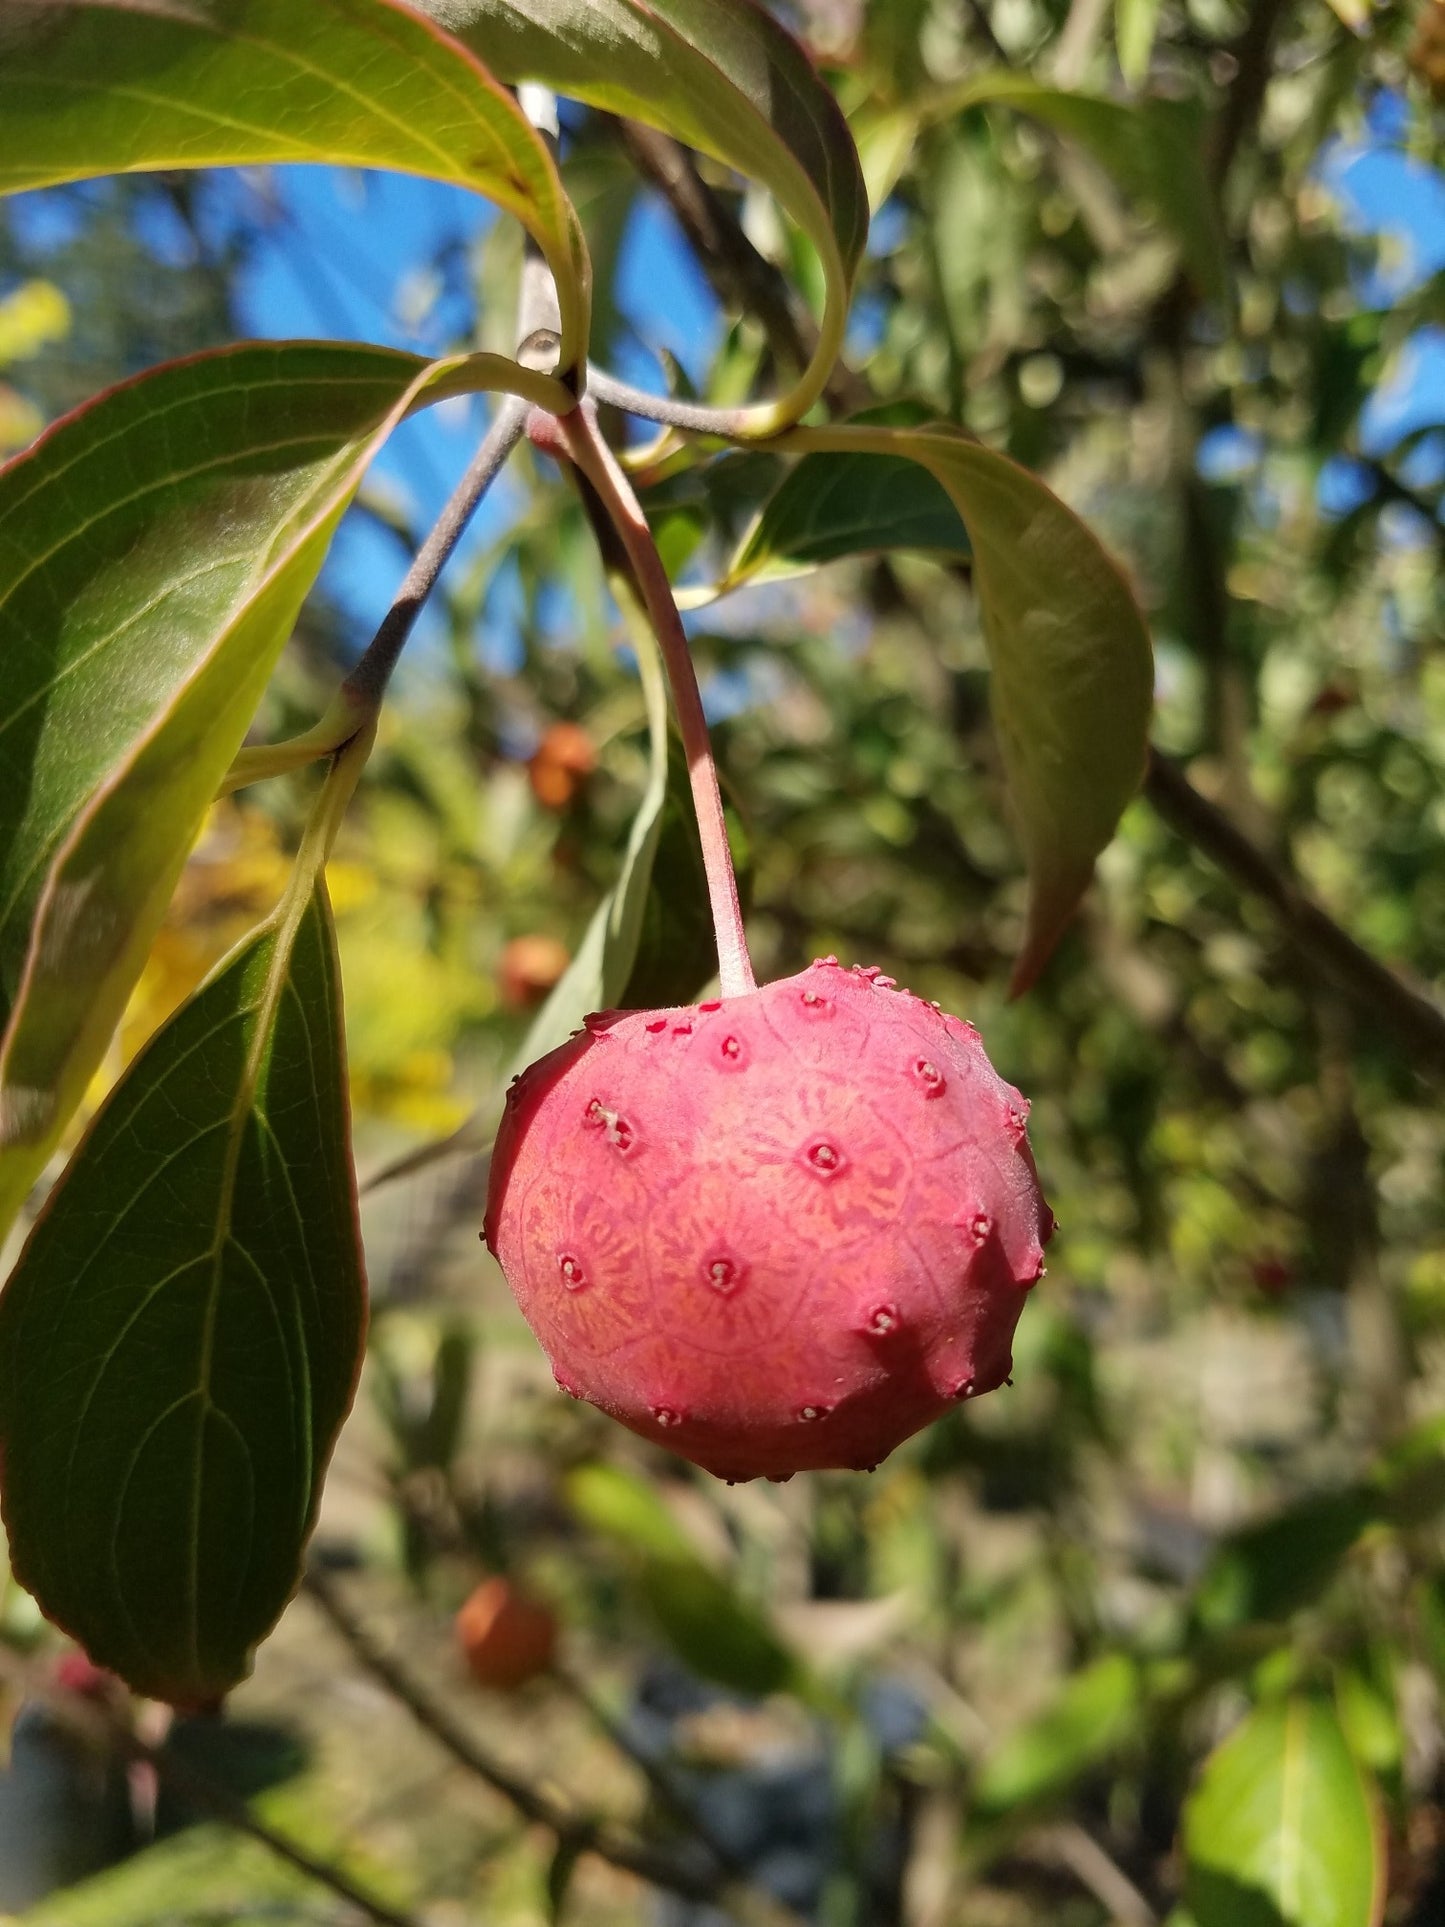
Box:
486 957 1053 1481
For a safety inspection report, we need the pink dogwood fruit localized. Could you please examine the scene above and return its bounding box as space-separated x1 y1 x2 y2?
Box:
484 959 1053 1482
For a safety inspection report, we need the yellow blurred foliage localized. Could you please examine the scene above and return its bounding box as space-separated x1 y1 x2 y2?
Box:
0 279 70 366
0 384 42 454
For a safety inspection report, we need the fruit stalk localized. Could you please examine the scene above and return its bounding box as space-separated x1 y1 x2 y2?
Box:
553 403 756 999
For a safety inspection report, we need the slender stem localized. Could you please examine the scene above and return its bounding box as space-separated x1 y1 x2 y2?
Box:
586 364 753 439
122 1729 419 1927
549 402 757 997
343 396 529 708
303 1569 791 1921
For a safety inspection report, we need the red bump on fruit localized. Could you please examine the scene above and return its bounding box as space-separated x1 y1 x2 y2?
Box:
485 966 1051 1481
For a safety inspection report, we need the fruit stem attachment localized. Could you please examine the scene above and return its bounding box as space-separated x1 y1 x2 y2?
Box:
552 402 757 999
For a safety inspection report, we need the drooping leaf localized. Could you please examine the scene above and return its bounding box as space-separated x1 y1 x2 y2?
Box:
422 0 870 427
0 340 520 1238
931 79 1229 308
0 879 364 1704
0 0 590 371
514 620 671 1067
1183 1698 1385 1927
779 420 1154 990
971 1653 1143 1820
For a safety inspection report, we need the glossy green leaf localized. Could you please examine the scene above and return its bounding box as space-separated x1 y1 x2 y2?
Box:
423 0 870 427
0 340 527 1239
971 1653 1142 1819
780 420 1154 989
724 445 972 593
514 621 671 1067
1193 1488 1375 1632
0 0 589 372
931 79 1229 308
1184 1698 1385 1927
0 878 364 1704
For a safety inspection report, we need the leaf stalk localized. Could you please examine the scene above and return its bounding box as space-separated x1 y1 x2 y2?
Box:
548 402 757 1000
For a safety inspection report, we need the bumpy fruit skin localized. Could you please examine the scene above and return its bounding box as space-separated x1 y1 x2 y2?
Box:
484 959 1052 1483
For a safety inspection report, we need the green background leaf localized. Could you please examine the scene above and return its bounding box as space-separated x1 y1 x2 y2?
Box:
1183 1698 1384 1927
0 880 365 1705
566 1463 796 1696
514 621 672 1066
423 0 869 424
1193 1488 1375 1632
0 0 589 370
619 740 752 1010
933 79 1229 308
1115 0 1164 87
0 341 483 1236
971 1653 1142 1820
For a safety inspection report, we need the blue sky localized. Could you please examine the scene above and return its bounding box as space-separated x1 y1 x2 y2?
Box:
6 87 1442 656
1195 96 1445 521
203 164 723 653
202 120 1445 645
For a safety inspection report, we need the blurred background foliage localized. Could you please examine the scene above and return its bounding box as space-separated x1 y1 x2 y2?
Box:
1 0 1444 1922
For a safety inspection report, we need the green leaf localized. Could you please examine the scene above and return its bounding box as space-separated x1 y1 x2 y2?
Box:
638 1556 796 1697
513 621 672 1067
0 875 365 1705
0 341 520 1239
566 1461 795 1696
725 444 972 592
971 1653 1142 1820
780 420 1153 990
0 0 589 373
1184 1698 1385 1927
1373 1410 1445 1526
1115 0 1164 88
423 0 870 428
931 79 1229 308
1193 1488 1375 1633
565 1461 695 1560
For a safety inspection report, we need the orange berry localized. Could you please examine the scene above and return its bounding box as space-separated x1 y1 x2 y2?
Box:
528 722 597 810
455 1578 557 1690
498 934 571 1010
